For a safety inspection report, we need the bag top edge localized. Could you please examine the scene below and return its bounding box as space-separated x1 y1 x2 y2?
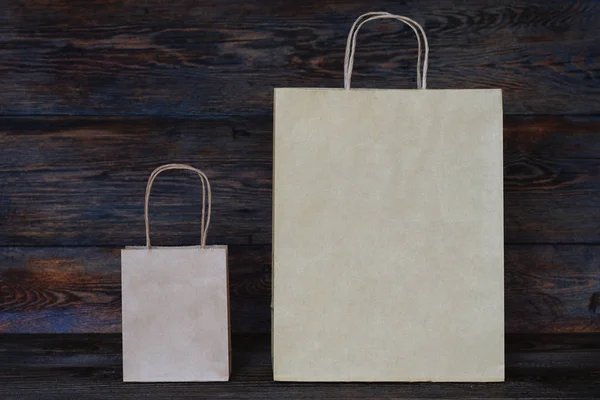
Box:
123 245 228 250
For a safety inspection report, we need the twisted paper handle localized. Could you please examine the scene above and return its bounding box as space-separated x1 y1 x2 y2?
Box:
344 12 429 89
144 164 211 248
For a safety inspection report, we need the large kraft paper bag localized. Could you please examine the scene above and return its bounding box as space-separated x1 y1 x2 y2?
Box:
122 164 230 382
273 13 504 382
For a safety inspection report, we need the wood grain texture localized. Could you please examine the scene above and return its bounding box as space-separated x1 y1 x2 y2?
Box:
505 245 600 333
1 245 598 334
0 117 272 246
0 246 271 334
1 0 599 116
1 116 600 245
0 333 599 399
503 116 600 243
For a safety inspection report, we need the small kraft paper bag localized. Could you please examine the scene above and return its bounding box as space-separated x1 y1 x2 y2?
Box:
122 164 230 382
273 13 504 382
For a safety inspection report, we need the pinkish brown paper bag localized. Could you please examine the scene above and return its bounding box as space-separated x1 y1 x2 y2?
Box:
122 164 230 382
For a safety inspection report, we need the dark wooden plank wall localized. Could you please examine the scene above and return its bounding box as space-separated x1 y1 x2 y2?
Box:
2 0 599 116
1 0 599 334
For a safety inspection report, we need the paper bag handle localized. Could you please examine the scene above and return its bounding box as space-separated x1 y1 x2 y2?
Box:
144 164 212 248
344 12 429 90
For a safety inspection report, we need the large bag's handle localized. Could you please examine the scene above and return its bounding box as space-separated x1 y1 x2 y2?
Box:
344 12 429 90
144 164 211 248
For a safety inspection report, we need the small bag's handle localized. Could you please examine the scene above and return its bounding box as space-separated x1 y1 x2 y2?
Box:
344 12 429 90
144 164 211 248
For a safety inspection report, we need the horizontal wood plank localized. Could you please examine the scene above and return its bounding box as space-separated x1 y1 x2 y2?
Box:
0 246 271 334
0 333 599 399
1 116 600 245
505 245 600 333
1 245 599 334
1 0 599 116
503 116 600 243
0 116 272 246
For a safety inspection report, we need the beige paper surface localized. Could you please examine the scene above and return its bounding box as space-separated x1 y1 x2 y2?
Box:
273 88 504 382
122 245 230 382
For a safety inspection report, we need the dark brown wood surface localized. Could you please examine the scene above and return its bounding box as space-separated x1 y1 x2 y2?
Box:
0 246 271 334
2 245 599 334
0 116 273 246
1 0 599 116
0 0 599 342
0 333 599 399
1 116 600 246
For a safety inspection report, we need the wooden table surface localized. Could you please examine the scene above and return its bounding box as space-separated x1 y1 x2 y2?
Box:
1 334 599 399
